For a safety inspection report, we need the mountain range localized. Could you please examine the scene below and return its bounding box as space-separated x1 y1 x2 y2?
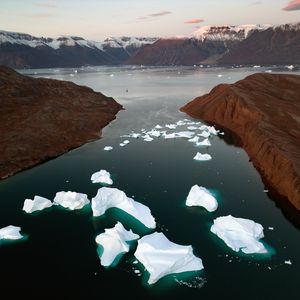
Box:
0 23 299 68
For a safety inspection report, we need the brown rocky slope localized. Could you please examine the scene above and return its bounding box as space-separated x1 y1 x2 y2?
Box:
181 73 300 210
0 66 122 179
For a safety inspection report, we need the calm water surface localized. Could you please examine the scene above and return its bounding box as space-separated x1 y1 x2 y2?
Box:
1 66 299 299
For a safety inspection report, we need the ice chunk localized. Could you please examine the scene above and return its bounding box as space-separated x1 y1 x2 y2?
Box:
155 125 163 129
198 131 210 138
175 131 195 138
120 143 126 147
187 126 198 130
130 133 140 138
165 124 177 129
0 225 23 240
207 126 218 136
284 260 292 265
193 152 212 161
176 120 186 126
143 135 154 142
91 187 156 229
123 140 130 144
196 138 211 147
164 133 177 139
188 136 200 143
210 215 267 254
104 146 113 151
91 170 113 185
134 232 203 284
54 191 89 210
95 222 139 267
287 65 294 70
186 185 218 212
147 130 161 137
23 195 53 213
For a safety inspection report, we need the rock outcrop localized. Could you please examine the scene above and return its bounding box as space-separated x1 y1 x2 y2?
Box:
0 66 122 179
181 73 300 210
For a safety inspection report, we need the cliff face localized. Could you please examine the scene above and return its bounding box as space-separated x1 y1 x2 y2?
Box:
219 24 300 65
0 66 122 179
181 73 300 210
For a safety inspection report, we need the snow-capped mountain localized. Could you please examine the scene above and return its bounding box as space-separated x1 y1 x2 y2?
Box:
0 30 157 68
193 24 271 41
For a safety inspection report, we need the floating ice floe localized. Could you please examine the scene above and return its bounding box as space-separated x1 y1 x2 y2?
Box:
147 130 161 137
91 170 113 185
210 215 267 254
198 131 210 138
196 138 211 147
188 136 200 143
176 120 186 126
186 185 218 212
155 125 163 129
54 191 89 210
95 222 139 267
23 195 53 213
91 187 156 229
134 232 204 284
165 124 177 130
143 135 154 142
175 131 195 138
104 146 113 151
130 133 141 139
207 126 219 136
287 65 294 70
120 140 130 147
187 126 198 130
0 225 23 240
284 260 292 265
193 152 212 161
164 133 177 139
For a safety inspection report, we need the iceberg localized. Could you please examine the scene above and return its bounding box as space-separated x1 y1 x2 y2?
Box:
186 185 218 212
54 191 89 210
147 130 161 137
134 232 204 284
210 215 267 254
165 124 177 129
143 134 154 142
188 136 200 143
95 222 139 267
104 146 113 151
187 126 198 130
193 152 212 161
91 187 156 229
198 131 210 138
23 195 53 213
196 138 211 147
155 125 163 129
0 225 23 240
175 131 195 138
164 133 177 139
207 126 218 136
91 169 113 185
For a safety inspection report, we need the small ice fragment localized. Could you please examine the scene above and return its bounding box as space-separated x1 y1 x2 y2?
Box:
23 195 53 213
143 135 154 142
91 170 113 185
175 131 195 138
217 74 223 78
287 65 294 70
110 74 114 77
188 136 200 143
263 189 269 193
120 143 126 147
165 124 177 130
207 126 218 135
0 225 23 240
104 146 113 151
198 131 210 138
155 125 163 129
210 215 267 254
95 222 139 267
54 191 89 210
134 232 203 284
176 120 186 126
133 260 138 264
193 152 212 161
92 187 156 229
284 260 292 265
186 185 218 212
187 126 198 130
134 270 140 274
123 140 130 144
268 227 274 230
147 130 161 137
164 133 176 139
131 133 140 138
196 138 211 147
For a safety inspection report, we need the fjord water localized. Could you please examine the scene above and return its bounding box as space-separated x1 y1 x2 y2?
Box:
1 66 299 299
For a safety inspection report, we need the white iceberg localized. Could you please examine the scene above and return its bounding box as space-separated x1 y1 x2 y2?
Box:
207 126 218 136
175 131 195 138
165 124 177 129
193 152 212 161
188 136 200 143
23 195 53 213
155 125 163 129
210 215 267 254
196 138 211 147
0 225 23 240
186 185 218 212
134 232 203 284
95 222 139 267
147 130 161 137
91 187 156 229
104 146 113 151
143 134 154 142
164 133 177 139
91 169 113 185
176 120 186 126
198 131 210 138
123 140 130 144
54 191 89 210
130 133 141 138
187 126 198 130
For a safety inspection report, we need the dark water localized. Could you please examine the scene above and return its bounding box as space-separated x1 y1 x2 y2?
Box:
1 66 299 299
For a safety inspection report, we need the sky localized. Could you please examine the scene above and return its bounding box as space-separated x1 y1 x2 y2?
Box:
0 0 299 40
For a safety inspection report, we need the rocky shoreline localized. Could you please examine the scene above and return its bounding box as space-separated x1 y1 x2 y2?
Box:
0 66 122 179
181 73 300 211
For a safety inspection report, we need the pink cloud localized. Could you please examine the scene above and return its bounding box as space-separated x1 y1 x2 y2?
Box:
283 0 300 11
184 18 204 24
